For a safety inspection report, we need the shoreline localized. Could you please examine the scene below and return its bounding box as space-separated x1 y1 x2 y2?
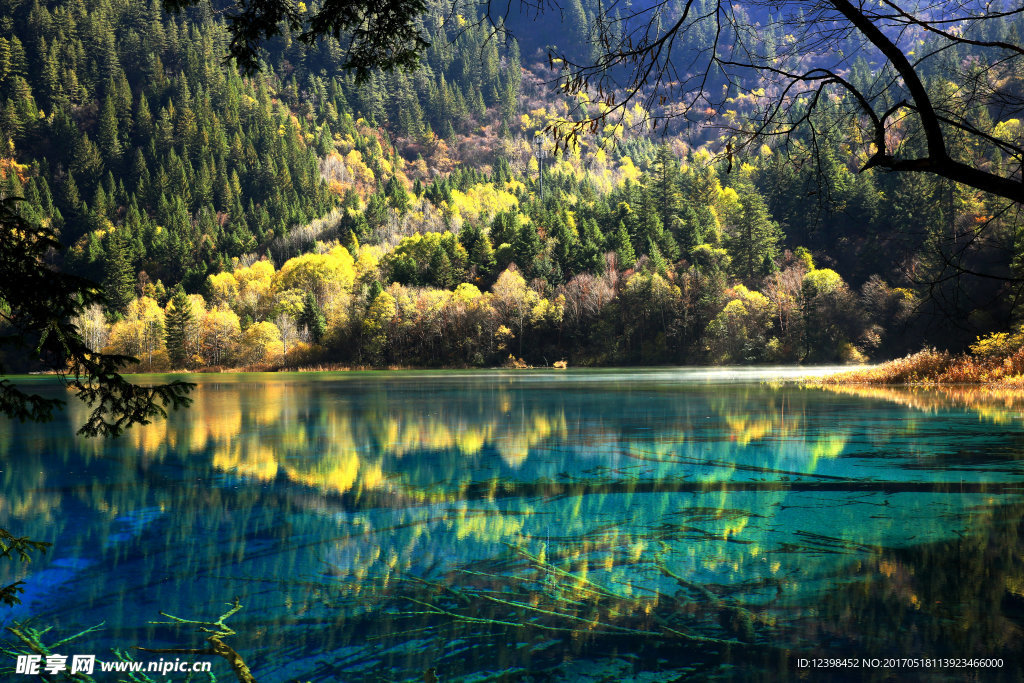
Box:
806 349 1024 387
10 364 867 381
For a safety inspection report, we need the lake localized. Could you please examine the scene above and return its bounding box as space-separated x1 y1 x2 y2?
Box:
2 369 1024 681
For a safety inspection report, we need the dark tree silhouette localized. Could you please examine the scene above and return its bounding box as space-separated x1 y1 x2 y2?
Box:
161 0 1024 203
0 198 193 438
162 0 429 78
527 0 1022 201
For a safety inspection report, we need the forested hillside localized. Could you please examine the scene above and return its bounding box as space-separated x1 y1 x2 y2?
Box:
1 0 1021 370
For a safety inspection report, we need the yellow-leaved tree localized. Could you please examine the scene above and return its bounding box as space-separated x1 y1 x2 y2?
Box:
105 297 167 370
200 307 242 367
233 260 276 322
208 271 240 309
491 266 541 356
362 290 397 364
239 321 284 366
275 247 357 331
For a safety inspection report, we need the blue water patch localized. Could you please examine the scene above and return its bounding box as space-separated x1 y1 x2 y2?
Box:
3 372 1024 680
103 507 165 548
1 556 96 626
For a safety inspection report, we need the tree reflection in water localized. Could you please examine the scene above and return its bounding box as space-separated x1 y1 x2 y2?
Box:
1 371 1024 680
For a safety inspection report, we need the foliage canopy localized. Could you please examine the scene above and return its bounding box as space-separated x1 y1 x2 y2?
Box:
0 198 193 437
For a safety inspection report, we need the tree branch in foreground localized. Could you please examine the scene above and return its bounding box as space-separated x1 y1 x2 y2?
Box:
0 196 194 437
139 598 257 683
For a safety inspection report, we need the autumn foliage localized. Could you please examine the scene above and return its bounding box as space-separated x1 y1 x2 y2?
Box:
818 327 1024 385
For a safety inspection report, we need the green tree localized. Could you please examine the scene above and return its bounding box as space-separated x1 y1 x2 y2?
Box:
610 221 636 270
561 0 589 63
459 222 497 280
299 291 327 344
385 174 410 214
511 221 541 278
651 145 681 237
724 179 782 283
98 91 122 164
164 285 193 368
104 230 136 314
0 198 193 437
365 189 388 228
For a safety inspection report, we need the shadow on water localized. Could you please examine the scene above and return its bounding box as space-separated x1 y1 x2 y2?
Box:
780 501 1024 683
3 372 1024 680
311 504 1024 682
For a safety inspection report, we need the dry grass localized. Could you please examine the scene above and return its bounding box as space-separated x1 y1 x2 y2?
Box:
281 363 370 372
220 363 279 373
816 347 1024 386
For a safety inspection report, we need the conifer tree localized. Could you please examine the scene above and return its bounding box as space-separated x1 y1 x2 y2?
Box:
551 215 578 278
104 229 135 314
574 217 605 274
512 221 541 278
365 189 388 228
651 145 681 237
131 93 152 143
98 92 122 163
611 221 636 270
563 0 590 62
725 178 783 283
62 173 82 212
299 291 326 344
459 223 496 279
165 285 193 368
385 175 409 214
490 211 518 247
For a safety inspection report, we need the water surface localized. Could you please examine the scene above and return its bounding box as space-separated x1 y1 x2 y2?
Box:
2 369 1024 681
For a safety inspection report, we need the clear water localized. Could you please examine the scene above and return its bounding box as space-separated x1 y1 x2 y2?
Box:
3 369 1024 681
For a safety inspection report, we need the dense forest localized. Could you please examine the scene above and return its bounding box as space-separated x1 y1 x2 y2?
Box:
1 0 1022 370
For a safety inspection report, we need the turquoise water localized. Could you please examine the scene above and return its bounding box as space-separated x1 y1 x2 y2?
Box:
2 369 1024 681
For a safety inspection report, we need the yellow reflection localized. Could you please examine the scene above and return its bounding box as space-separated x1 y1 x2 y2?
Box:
454 507 526 542
724 415 774 446
14 373 903 595
53 380 577 499
213 442 279 480
810 432 848 466
815 383 1024 426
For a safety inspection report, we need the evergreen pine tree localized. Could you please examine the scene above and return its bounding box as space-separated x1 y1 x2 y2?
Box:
512 221 541 277
725 178 783 282
104 229 135 314
134 93 153 142
651 144 681 237
98 91 122 163
490 211 517 246
459 223 496 278
165 285 193 367
647 239 667 276
551 215 578 277
574 217 605 274
385 175 409 214
611 221 636 269
299 291 327 343
365 189 388 227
